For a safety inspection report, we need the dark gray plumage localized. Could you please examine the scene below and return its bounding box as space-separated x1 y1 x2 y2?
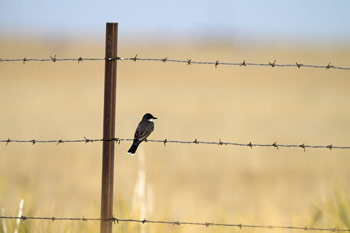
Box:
127 113 157 155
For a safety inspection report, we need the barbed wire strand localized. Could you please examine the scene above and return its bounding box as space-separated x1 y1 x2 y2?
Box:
0 138 349 151
0 56 349 70
0 216 348 232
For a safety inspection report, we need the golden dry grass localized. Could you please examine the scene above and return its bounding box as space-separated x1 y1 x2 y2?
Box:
0 38 350 233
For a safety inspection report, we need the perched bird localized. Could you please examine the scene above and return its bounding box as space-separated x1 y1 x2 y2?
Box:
127 113 157 155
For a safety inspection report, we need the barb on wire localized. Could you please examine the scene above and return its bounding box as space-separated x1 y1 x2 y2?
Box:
0 138 350 150
50 55 56 62
0 216 348 232
131 54 138 61
269 60 276 67
215 60 219 68
296 62 303 68
0 56 349 70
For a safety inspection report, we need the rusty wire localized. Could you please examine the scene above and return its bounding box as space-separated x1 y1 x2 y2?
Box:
0 137 349 151
0 215 348 232
0 56 349 70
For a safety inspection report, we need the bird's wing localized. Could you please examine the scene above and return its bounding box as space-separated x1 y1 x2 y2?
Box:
134 122 154 142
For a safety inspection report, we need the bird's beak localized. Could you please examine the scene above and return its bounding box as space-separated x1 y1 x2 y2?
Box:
152 116 157 119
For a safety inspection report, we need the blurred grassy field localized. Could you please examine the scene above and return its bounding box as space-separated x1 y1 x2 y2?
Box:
0 38 350 233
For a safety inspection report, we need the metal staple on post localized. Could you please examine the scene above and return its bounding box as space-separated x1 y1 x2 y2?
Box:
100 22 118 233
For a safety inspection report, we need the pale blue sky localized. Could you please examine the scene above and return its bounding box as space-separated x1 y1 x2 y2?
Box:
0 0 349 43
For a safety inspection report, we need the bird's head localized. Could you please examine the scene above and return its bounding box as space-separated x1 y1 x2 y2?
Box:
143 113 157 122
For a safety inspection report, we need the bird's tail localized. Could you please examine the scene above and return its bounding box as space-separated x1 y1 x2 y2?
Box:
127 141 140 155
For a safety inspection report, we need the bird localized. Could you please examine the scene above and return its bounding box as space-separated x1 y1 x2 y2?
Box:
127 113 157 155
